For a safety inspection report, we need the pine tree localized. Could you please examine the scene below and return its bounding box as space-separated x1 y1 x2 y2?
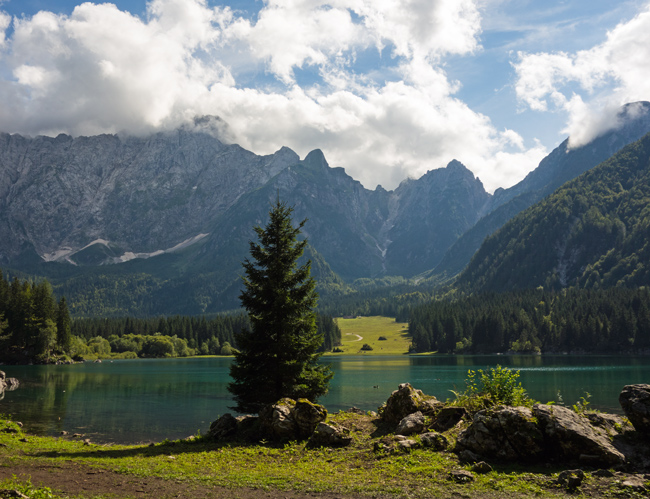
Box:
228 200 333 413
56 297 72 354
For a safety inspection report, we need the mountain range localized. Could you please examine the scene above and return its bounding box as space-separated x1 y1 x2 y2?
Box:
1 104 650 316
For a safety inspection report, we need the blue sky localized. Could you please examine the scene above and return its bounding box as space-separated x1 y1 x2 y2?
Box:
1 0 649 191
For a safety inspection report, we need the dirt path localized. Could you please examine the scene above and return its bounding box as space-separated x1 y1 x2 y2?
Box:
0 461 374 499
343 333 363 342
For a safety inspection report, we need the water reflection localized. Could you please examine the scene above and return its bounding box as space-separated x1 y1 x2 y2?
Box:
1 355 648 444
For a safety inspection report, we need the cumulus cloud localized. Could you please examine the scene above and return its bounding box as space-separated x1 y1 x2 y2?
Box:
0 0 545 191
0 11 9 48
513 4 650 147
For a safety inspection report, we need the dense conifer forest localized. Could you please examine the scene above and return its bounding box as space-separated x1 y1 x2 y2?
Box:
0 270 342 363
408 287 650 354
0 270 72 363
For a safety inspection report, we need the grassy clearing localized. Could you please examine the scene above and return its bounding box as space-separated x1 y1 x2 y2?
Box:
332 316 411 355
0 412 576 499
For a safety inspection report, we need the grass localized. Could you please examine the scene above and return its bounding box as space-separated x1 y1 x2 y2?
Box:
0 412 573 499
332 316 411 355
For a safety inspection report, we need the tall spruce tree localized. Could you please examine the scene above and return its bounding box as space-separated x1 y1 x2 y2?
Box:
228 200 333 413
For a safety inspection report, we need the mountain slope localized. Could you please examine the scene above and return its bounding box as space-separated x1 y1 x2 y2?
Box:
433 102 650 279
0 120 299 265
455 131 650 293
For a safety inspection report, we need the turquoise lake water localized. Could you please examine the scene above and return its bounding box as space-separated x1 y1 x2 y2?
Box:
1 355 648 444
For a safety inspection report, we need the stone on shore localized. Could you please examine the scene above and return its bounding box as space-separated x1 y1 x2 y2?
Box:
619 384 650 433
380 383 442 426
456 405 544 461
533 404 625 466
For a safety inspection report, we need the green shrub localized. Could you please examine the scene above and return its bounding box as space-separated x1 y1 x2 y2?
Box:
360 343 373 351
452 365 531 410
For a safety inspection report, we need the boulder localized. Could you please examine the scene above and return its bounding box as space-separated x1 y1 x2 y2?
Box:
380 383 442 425
308 422 352 447
259 398 298 440
619 384 650 433
207 413 238 440
456 406 544 461
293 399 328 438
419 432 449 451
396 411 426 436
431 406 466 432
258 398 327 441
556 469 585 490
533 404 625 466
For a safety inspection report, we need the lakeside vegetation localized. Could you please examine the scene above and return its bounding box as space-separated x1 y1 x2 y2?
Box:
408 287 650 354
1 366 647 499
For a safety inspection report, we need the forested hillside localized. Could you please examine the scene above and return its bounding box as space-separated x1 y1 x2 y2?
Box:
409 288 650 354
456 131 650 293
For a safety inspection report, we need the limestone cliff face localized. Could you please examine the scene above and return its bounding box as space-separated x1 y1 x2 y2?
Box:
0 127 298 265
0 122 495 313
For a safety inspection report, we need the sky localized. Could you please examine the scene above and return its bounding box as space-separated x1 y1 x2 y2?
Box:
1 0 649 192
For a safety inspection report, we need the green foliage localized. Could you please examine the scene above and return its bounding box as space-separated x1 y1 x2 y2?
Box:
0 476 58 499
409 287 650 353
457 131 650 293
572 392 592 414
453 365 531 409
0 270 72 363
229 200 333 413
360 343 373 351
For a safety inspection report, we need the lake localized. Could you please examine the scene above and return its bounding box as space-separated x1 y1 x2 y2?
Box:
1 354 647 444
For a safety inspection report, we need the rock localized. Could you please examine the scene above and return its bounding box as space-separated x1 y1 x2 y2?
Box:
258 398 327 441
533 404 625 466
557 469 585 490
374 435 419 453
419 432 449 451
619 384 650 433
293 399 328 438
449 470 474 483
458 449 481 463
456 406 544 461
380 383 442 425
592 469 615 478
396 411 426 436
471 461 493 474
208 413 238 440
585 412 631 436
4 378 18 389
234 414 259 440
621 477 646 492
397 439 419 451
430 406 466 432
308 422 352 447
346 407 365 414
259 398 297 440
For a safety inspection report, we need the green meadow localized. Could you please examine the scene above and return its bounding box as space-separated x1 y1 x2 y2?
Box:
332 316 411 355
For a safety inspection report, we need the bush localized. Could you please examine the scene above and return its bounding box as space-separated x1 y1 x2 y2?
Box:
360 343 373 351
378 336 387 341
452 365 531 410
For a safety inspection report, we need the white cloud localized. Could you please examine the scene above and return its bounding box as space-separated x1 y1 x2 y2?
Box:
513 3 650 147
0 11 9 48
0 0 544 191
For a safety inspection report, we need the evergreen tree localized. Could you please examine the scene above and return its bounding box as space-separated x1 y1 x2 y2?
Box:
56 297 72 353
228 200 333 413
